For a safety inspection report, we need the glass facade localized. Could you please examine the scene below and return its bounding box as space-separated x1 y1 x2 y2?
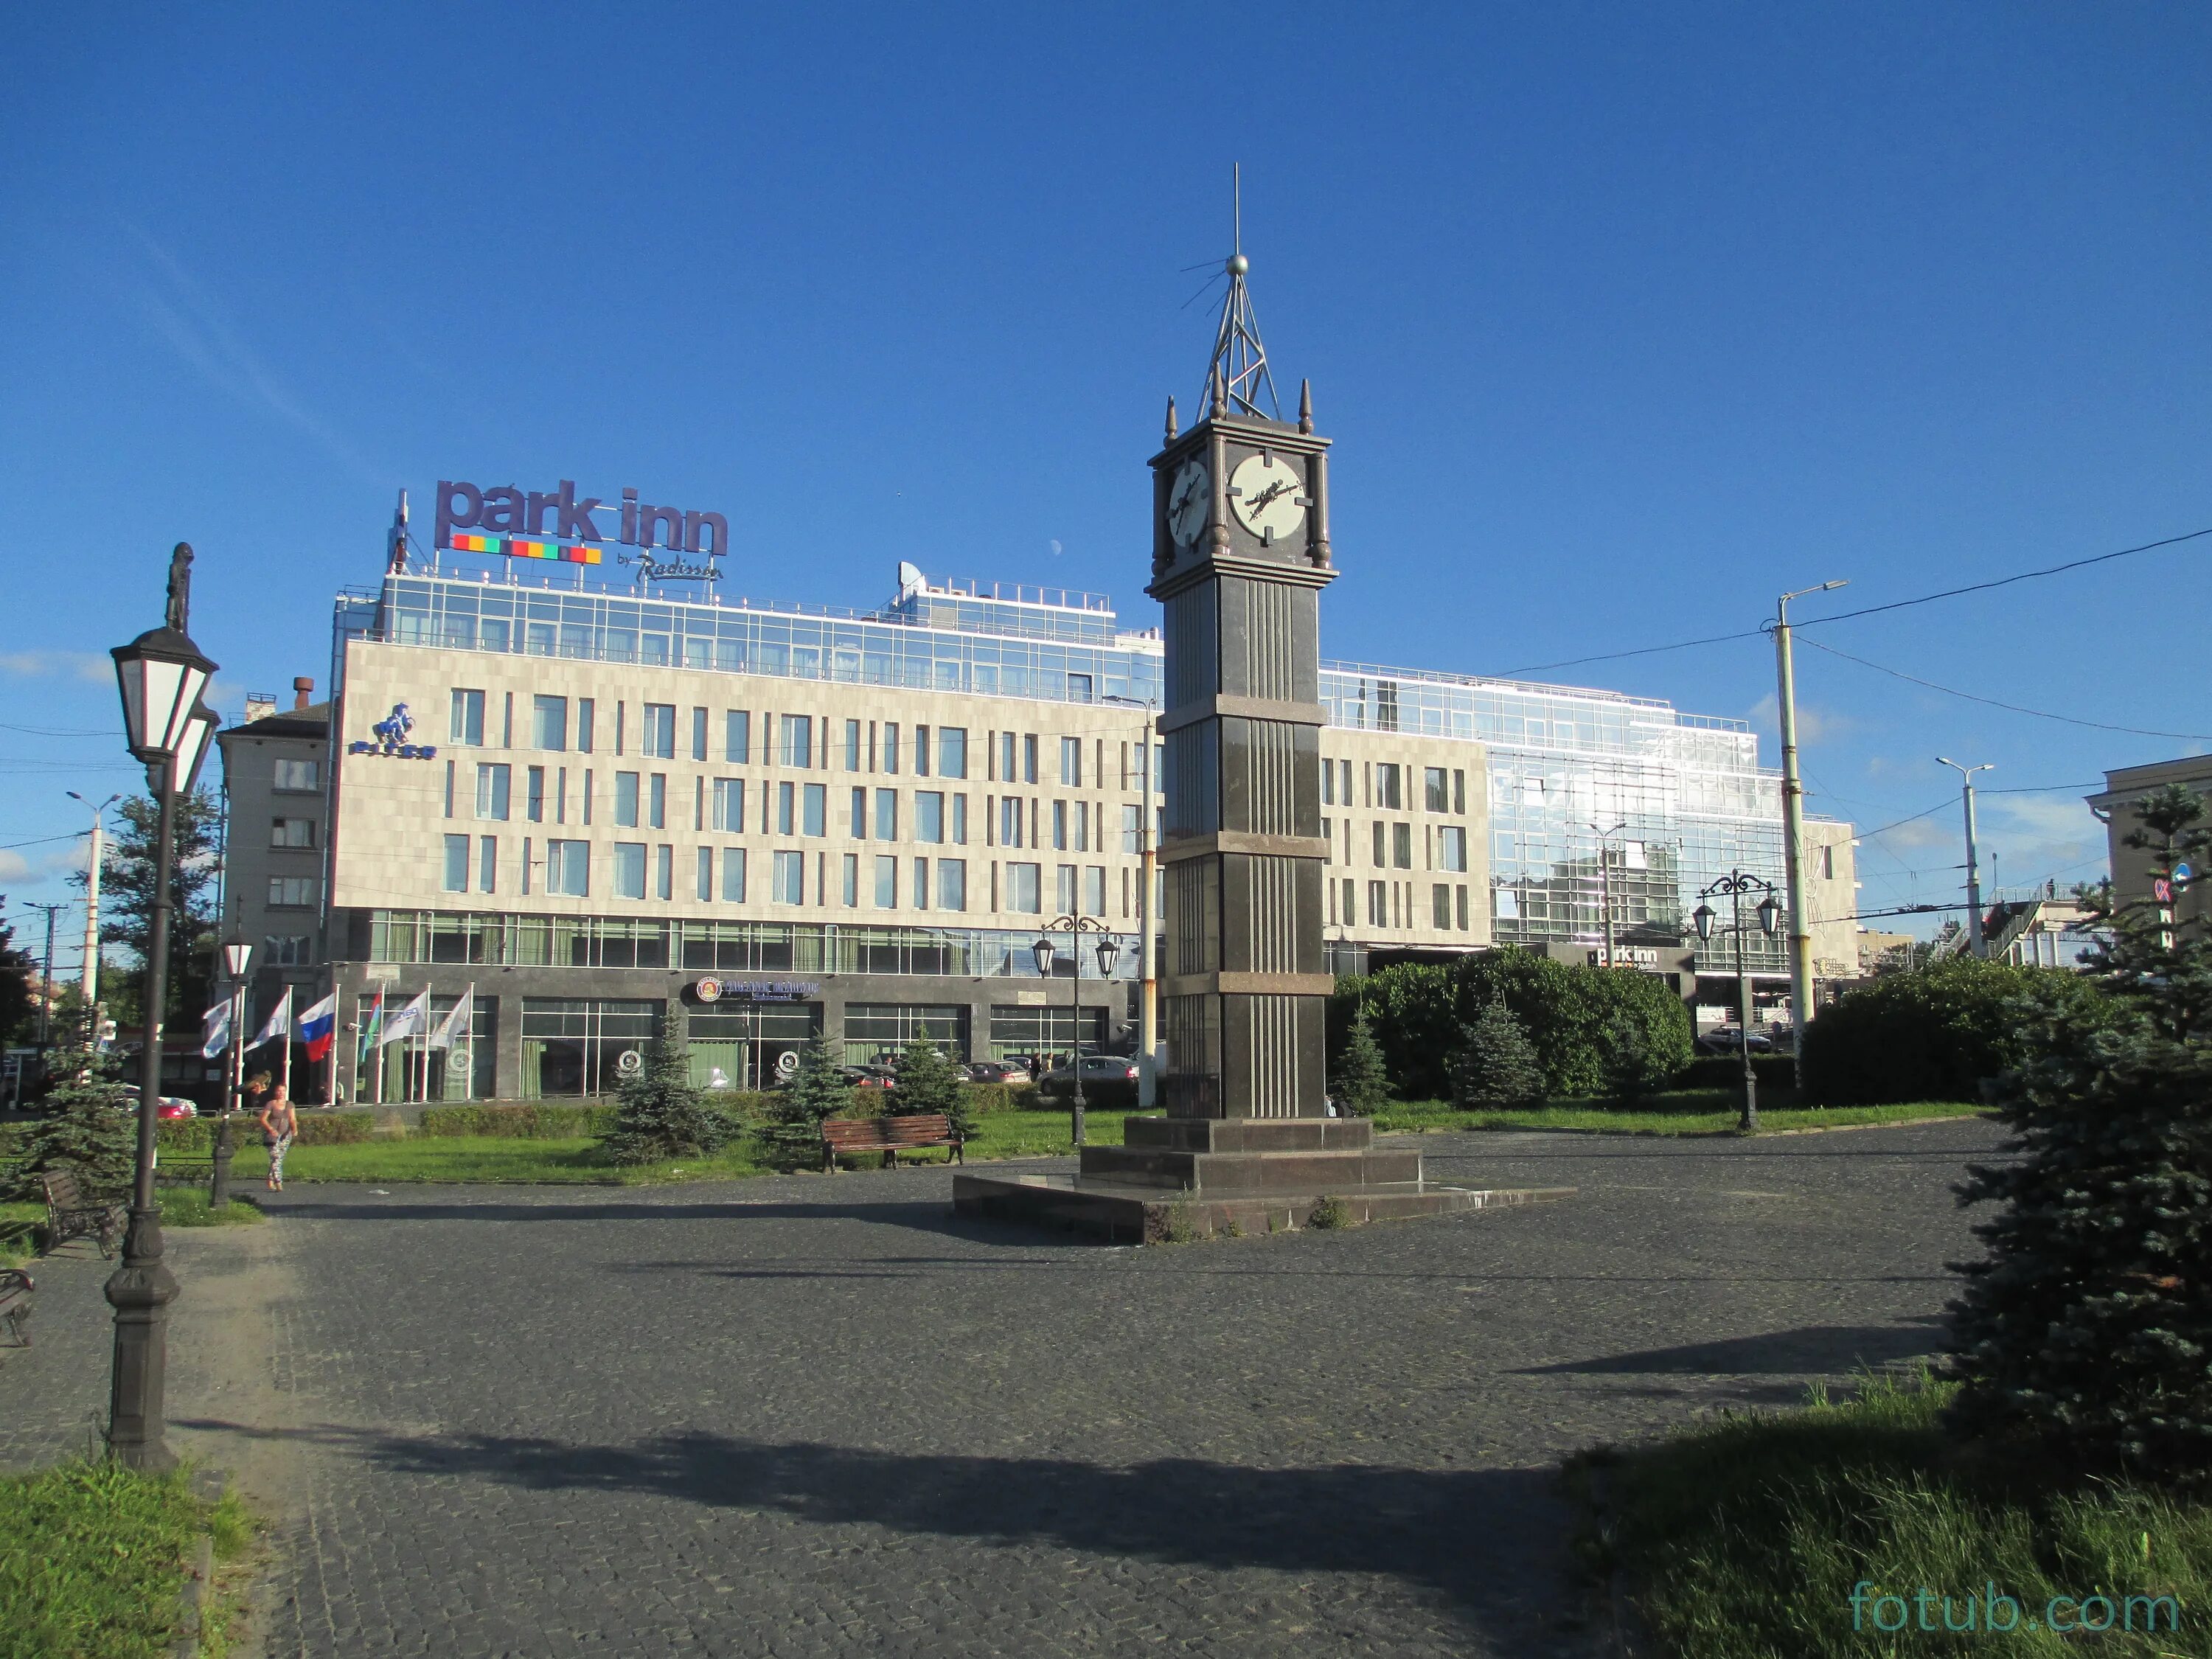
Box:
337 563 1791 973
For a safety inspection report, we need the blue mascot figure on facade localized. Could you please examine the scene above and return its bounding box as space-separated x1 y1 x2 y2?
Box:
372 703 414 752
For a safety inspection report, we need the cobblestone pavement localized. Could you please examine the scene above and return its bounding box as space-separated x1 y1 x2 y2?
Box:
1 1119 2005 1657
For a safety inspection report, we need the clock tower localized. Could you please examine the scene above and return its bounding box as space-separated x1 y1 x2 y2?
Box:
1144 251 1336 1117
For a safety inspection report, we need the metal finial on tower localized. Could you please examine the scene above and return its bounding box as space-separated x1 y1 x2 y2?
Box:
1298 378 1312 434
1165 395 1178 442
1200 162 1281 420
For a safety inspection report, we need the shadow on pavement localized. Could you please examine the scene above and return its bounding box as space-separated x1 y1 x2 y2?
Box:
1521 1318 1945 1377
170 1418 1578 1641
259 1194 1048 1242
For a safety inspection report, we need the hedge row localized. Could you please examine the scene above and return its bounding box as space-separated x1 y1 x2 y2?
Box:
153 1110 376 1153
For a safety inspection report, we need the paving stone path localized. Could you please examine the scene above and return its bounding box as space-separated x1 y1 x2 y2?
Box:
0 1119 2004 1657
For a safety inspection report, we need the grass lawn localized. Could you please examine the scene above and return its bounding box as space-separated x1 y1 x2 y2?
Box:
1577 1371 2208 1656
0 1458 254 1659
1374 1090 1989 1136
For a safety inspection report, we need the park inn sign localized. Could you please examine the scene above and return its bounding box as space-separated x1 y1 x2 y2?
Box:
435 477 730 563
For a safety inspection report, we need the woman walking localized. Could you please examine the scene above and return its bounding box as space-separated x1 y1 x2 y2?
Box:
259 1085 299 1191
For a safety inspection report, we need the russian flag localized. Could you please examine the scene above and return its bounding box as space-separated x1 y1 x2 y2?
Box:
299 993 338 1062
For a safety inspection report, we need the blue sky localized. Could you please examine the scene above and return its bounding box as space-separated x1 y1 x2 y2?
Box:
4 3 2210 965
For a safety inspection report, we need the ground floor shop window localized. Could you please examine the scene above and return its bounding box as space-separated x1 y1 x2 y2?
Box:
352 992 495 1103
987 1004 1107 1064
844 1003 967 1067
519 998 661 1098
689 1003 821 1091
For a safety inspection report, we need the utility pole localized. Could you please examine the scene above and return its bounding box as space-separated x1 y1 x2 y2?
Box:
1937 757 1993 957
27 902 65 1050
1773 580 1846 1085
68 792 120 1008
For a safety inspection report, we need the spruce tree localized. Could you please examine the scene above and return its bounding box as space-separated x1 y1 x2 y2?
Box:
601 1004 731 1165
14 1016 136 1200
1449 996 1544 1107
886 1037 971 1137
1947 785 2212 1485
1332 1006 1393 1116
759 1035 855 1167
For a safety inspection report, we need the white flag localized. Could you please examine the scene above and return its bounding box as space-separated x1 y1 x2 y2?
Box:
427 987 474 1051
200 999 232 1060
248 986 293 1051
378 989 430 1048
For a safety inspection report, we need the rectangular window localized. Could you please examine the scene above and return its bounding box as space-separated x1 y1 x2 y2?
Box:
803 783 827 837
582 769 593 824
1000 796 1023 847
939 726 967 779
937 858 967 911
772 849 805 905
476 764 510 821
723 846 748 903
1394 823 1413 869
479 835 498 894
648 773 667 830
724 710 751 763
615 772 640 828
546 840 590 897
915 726 931 777
1008 861 1041 914
691 707 708 762
270 817 316 847
1023 734 1038 784
777 781 795 836
696 846 714 902
916 791 944 844
442 835 470 892
1000 731 1017 782
844 719 862 771
951 794 968 845
779 714 812 768
1819 844 1834 880
1052 800 1068 851
1373 822 1387 866
1425 767 1449 812
526 766 546 823
712 779 746 832
559 768 570 824
613 843 647 900
1368 880 1388 926
1438 825 1468 872
532 695 568 751
912 856 930 908
655 844 672 901
1085 865 1106 917
1321 759 1335 807
450 689 485 745
274 758 319 792
1060 737 1082 786
1057 863 1077 913
841 852 859 906
1377 764 1404 810
1456 885 1469 931
1433 884 1452 928
874 855 899 908
849 785 866 836
642 703 676 759
1076 801 1091 853
577 698 595 753
874 788 897 841
1495 886 1520 920
1121 804 1141 853
1453 769 1465 815
262 934 311 967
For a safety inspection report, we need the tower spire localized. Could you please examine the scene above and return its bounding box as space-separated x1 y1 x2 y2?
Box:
1200 162 1282 420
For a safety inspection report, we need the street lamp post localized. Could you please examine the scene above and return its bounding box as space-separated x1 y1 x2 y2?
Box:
1032 917 1121 1151
1937 757 1994 957
105 544 220 1472
1693 870 1781 1133
211 942 252 1208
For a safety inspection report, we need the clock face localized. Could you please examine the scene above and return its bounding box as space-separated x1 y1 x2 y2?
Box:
1228 452 1306 543
1166 459 1210 548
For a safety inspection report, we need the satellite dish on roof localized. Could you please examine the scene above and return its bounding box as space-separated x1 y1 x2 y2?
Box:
896 560 925 597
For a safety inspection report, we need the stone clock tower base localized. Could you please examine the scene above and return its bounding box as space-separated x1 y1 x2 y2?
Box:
952 1120 1571 1243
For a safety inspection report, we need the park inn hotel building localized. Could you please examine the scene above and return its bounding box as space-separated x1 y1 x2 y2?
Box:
246 549 1856 1104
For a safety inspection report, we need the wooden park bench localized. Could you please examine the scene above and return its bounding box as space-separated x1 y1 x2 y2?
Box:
41 1171 124 1259
821 1113 964 1172
0 1269 30 1346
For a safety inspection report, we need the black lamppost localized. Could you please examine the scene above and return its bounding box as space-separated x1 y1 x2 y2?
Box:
1692 870 1782 1133
1032 918 1121 1150
106 545 219 1472
210 941 251 1209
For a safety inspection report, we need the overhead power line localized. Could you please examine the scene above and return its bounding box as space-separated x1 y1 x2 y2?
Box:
1800 639 2212 742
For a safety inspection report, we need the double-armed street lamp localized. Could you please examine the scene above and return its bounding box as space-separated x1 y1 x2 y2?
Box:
106 543 220 1472
1692 871 1782 1133
1031 918 1122 1150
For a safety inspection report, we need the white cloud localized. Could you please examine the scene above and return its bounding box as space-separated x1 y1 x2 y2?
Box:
0 650 112 684
1748 693 1854 743
0 851 29 883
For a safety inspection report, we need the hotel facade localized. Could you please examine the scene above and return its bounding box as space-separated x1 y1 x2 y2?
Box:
223 548 1854 1104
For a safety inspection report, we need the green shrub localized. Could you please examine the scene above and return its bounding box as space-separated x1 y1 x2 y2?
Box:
1332 1007 1393 1115
1449 997 1543 1106
602 1005 732 1166
961 1082 1028 1116
9 1020 135 1200
1307 1194 1349 1230
757 1037 853 1167
291 1110 375 1145
1679 1054 1798 1093
1328 963 1460 1100
1801 956 2112 1105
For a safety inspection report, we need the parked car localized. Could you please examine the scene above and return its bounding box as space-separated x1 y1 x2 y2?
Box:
121 1085 201 1118
1698 1026 1775 1055
963 1060 1024 1085
838 1065 896 1091
1036 1055 1141 1106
